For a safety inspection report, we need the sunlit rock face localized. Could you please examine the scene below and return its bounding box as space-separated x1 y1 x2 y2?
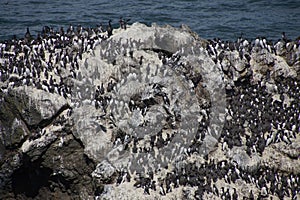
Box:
0 22 299 199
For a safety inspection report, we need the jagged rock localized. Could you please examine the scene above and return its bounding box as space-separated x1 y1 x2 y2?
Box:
0 86 72 197
41 133 95 198
21 130 58 161
0 117 28 148
19 87 68 121
0 89 31 148
5 86 70 159
0 86 68 134
0 86 70 164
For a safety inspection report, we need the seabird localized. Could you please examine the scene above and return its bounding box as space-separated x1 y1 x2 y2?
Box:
249 190 254 200
129 51 133 59
159 184 166 196
25 27 32 42
124 18 130 29
139 55 143 65
232 188 238 200
119 17 125 29
107 20 113 38
282 32 287 43
212 184 219 196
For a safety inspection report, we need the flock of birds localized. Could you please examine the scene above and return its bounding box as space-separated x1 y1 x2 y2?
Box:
0 18 132 98
126 159 299 199
0 20 299 200
106 31 300 199
223 78 300 153
206 32 300 67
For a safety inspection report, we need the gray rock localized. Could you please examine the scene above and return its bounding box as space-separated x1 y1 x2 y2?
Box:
92 160 116 182
227 146 261 171
72 105 112 161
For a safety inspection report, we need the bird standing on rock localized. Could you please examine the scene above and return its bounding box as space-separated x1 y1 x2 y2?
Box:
107 20 113 37
119 17 130 29
24 27 32 43
232 188 238 200
139 56 144 65
119 17 125 29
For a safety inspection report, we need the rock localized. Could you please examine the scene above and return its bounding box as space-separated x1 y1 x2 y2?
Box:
227 146 261 171
0 86 69 142
74 22 226 173
250 49 297 83
273 55 297 78
0 117 29 148
261 139 300 174
92 160 116 183
21 129 58 161
72 105 112 161
0 22 299 199
110 22 199 53
0 86 72 197
0 89 30 148
41 133 96 199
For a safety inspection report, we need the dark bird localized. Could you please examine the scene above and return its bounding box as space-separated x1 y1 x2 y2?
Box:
42 25 51 36
159 184 166 196
107 20 113 37
139 56 144 65
144 186 150 195
129 51 134 59
213 184 219 196
119 17 131 29
249 190 254 200
162 55 167 65
124 18 130 29
232 188 238 200
25 27 32 42
119 17 125 29
282 32 287 42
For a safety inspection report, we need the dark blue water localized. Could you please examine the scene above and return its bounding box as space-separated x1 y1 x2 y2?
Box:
0 0 299 41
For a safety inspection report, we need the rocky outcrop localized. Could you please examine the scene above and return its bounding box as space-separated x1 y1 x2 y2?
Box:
0 22 299 199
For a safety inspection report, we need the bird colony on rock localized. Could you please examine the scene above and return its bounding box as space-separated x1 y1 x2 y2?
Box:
0 22 299 199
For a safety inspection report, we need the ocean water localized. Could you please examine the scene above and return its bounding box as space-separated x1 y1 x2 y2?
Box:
0 0 299 42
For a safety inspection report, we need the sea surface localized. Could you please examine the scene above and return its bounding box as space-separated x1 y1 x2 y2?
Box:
0 0 299 42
